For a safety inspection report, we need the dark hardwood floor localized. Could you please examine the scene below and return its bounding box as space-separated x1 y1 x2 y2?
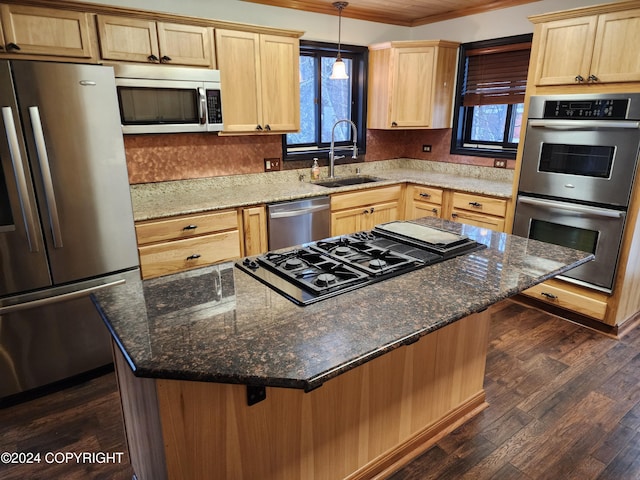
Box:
2 299 640 480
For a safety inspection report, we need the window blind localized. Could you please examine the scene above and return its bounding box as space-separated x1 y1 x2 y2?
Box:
462 43 531 106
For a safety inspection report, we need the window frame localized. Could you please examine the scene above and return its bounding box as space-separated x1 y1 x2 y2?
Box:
450 34 532 160
283 40 368 162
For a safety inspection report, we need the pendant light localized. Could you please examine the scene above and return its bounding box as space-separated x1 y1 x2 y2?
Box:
330 1 349 80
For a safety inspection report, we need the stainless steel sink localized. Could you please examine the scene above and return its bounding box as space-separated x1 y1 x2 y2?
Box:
314 176 382 188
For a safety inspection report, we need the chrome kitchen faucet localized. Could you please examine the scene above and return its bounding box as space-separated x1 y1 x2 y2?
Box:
328 119 358 179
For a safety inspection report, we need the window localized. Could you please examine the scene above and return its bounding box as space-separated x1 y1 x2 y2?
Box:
284 41 367 161
451 34 532 159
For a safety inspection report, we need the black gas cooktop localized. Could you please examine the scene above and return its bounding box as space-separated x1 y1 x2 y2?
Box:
235 222 485 305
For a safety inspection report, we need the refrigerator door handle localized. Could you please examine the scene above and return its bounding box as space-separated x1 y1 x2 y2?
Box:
1 106 40 252
28 106 64 248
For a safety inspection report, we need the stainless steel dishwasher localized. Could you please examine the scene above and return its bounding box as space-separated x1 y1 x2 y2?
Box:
267 196 331 250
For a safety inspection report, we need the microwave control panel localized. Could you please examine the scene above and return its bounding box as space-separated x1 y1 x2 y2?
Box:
206 90 223 124
543 98 630 119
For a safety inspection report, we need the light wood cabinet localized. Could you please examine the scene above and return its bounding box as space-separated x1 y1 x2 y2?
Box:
96 14 215 67
215 29 299 133
367 40 459 129
532 7 640 86
241 205 268 256
405 184 443 220
447 192 508 232
135 210 240 279
521 278 608 321
331 185 402 236
0 4 97 60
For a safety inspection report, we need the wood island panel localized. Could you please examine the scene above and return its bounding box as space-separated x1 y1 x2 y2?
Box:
141 310 490 480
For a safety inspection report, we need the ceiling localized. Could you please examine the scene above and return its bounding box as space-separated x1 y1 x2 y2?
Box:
240 0 542 27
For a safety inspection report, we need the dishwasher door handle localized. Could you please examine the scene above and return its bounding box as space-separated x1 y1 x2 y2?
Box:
269 204 330 219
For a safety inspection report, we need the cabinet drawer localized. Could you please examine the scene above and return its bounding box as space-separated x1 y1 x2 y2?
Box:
450 209 505 232
411 185 443 204
138 230 240 279
522 280 608 320
136 210 238 245
451 192 507 218
331 185 402 211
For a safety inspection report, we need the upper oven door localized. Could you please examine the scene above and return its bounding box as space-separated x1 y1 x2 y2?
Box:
518 118 640 207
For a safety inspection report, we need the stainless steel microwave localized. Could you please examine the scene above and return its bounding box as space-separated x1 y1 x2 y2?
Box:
113 64 223 134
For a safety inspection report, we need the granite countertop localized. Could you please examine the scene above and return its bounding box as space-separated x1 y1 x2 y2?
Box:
130 159 514 221
92 217 593 392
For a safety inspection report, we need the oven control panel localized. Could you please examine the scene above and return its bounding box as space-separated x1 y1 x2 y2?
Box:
543 98 630 119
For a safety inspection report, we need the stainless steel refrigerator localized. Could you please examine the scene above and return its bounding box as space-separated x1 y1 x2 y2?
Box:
0 60 139 404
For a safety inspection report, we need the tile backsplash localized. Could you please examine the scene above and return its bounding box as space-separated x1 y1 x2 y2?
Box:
124 128 513 184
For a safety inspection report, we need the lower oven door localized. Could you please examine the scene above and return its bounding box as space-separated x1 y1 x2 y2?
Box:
513 196 626 292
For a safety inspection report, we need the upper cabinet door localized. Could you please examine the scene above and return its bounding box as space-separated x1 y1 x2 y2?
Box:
533 16 597 86
0 4 96 59
259 34 299 132
590 8 640 84
156 22 214 68
391 46 435 128
215 29 262 132
96 15 160 63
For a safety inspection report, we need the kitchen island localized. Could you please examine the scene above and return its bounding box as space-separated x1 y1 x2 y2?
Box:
93 217 592 480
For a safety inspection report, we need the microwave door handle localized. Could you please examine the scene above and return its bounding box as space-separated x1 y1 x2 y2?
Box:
518 196 625 219
1 107 40 252
198 87 206 125
29 106 63 248
528 119 640 130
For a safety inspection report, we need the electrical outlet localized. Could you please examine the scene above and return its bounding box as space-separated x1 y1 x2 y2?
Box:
264 158 280 172
494 159 507 169
422 145 432 153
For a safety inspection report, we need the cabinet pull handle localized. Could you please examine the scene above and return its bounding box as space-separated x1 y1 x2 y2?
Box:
187 254 202 260
588 74 599 82
6 42 20 52
256 125 263 131
391 121 398 127
451 213 458 219
147 54 159 62
370 207 375 213
183 224 198 230
575 74 584 83
431 208 438 214
265 124 271 131
160 55 172 63
541 292 558 300
419 193 431 198
469 201 482 208
363 209 369 215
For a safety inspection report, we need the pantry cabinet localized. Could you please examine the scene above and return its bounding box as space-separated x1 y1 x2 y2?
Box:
96 15 215 67
0 3 97 60
532 6 640 86
331 185 403 236
367 40 459 129
135 210 240 279
215 29 300 134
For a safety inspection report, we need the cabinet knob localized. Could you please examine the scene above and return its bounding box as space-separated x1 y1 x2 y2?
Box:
264 124 271 131
468 201 482 208
391 121 398 127
574 74 585 83
541 292 558 300
6 43 20 52
160 55 172 63
147 54 159 62
431 208 438 214
451 213 458 219
363 209 370 215
256 125 263 131
588 74 599 82
186 254 202 260
419 193 431 198
183 224 198 231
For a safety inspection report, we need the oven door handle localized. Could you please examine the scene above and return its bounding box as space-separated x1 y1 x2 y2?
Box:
517 196 625 219
528 119 640 130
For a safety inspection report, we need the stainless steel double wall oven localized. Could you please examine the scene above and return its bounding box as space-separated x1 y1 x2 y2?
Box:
514 93 640 292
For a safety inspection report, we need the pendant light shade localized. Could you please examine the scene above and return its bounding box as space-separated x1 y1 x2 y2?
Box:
330 2 349 80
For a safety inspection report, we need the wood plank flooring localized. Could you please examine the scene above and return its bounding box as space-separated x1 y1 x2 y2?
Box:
1 299 640 479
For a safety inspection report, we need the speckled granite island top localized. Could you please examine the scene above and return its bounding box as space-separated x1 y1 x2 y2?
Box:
92 217 592 392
